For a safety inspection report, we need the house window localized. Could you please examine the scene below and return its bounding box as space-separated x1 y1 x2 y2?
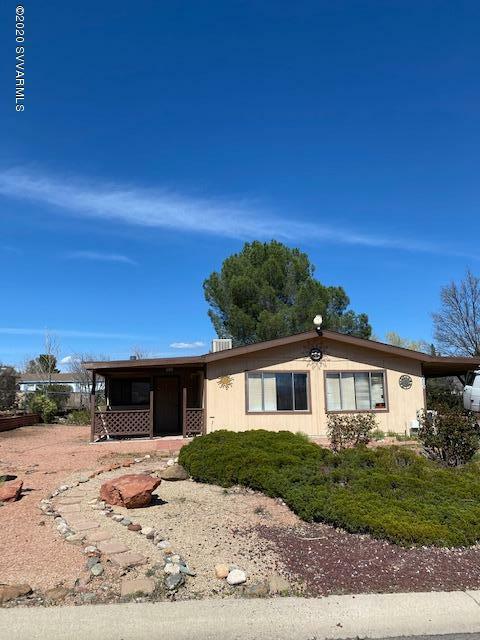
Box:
247 372 309 412
110 379 150 406
325 371 387 412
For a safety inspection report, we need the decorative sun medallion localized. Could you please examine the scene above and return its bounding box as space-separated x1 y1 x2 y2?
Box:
309 346 323 362
217 375 234 390
399 374 413 390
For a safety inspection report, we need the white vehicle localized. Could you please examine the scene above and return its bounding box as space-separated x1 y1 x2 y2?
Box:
463 370 480 412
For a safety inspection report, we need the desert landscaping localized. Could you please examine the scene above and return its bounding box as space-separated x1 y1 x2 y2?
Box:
4 424 480 609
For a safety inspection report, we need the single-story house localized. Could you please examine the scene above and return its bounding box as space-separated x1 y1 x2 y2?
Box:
86 326 480 442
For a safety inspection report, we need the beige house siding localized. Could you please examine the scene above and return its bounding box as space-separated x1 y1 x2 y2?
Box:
205 336 425 436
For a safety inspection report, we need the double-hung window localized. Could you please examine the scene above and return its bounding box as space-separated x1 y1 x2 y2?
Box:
325 371 387 412
247 371 309 412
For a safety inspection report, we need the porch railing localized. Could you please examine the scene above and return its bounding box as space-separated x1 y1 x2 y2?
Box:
185 408 204 437
93 409 150 439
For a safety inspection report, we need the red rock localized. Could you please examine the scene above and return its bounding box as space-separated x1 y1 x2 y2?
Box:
0 479 23 503
99 474 161 509
127 523 142 531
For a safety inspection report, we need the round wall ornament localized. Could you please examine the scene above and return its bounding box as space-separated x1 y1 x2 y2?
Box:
399 374 413 390
309 346 323 362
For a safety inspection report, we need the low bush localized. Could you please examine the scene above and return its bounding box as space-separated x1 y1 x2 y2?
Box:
327 413 377 451
418 405 480 466
29 393 57 423
67 409 90 425
179 429 480 547
371 429 385 441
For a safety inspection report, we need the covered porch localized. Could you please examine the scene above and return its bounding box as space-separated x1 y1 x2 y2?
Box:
88 359 206 442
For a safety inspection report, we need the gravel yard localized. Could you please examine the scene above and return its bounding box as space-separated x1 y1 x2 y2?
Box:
81 466 297 599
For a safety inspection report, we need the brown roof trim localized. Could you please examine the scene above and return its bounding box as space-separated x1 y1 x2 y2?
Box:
85 329 480 372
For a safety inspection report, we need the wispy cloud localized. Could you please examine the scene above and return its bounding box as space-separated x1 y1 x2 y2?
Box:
66 250 137 265
0 167 475 259
170 341 206 349
0 327 150 340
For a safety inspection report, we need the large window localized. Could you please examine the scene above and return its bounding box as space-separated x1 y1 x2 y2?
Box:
247 372 309 413
325 371 387 412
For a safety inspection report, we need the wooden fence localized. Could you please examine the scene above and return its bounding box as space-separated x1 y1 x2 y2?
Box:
0 413 40 433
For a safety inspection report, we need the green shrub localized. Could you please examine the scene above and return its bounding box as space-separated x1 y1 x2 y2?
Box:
67 409 90 425
179 429 480 547
327 413 377 452
371 429 385 441
29 393 58 423
418 405 480 466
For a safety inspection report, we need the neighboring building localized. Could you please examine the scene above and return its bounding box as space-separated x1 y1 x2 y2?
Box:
86 327 480 442
18 372 104 408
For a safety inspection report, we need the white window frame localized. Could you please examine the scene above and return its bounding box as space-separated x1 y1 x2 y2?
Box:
325 370 388 413
246 371 310 413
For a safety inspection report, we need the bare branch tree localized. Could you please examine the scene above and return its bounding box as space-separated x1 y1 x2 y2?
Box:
384 331 431 354
130 345 151 359
67 353 109 406
23 331 61 393
433 270 480 356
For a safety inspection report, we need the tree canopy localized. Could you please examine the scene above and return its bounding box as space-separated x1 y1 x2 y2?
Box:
433 270 480 356
203 240 371 345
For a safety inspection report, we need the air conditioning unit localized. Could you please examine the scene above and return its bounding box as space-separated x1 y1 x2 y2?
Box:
211 339 233 353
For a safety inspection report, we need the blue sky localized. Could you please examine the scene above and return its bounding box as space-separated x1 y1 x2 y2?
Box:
1 0 479 367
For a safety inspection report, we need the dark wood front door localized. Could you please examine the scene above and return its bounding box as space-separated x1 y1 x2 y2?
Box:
154 377 181 436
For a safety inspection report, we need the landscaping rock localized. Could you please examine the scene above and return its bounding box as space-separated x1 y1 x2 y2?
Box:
96 540 130 555
268 573 290 595
157 540 172 549
85 530 112 544
165 573 184 591
90 563 104 577
244 581 269 597
120 577 155 597
83 545 98 555
0 584 32 604
164 562 181 575
179 564 196 577
86 556 100 569
215 564 229 579
109 551 147 569
120 517 132 526
65 533 85 545
140 526 155 538
127 523 142 532
0 479 23 503
100 474 161 509
44 586 70 602
112 514 124 522
227 569 247 586
159 464 189 481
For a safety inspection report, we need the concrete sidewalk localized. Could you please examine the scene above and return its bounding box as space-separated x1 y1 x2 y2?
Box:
2 591 480 640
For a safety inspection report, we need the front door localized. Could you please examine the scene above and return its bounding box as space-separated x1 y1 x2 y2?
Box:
154 377 181 435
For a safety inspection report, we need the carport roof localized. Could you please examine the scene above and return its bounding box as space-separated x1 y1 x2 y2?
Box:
85 329 480 378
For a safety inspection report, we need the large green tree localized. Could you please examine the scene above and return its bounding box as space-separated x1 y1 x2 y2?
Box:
203 241 371 345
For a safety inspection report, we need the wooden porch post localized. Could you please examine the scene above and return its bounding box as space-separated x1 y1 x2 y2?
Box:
90 371 96 443
149 377 154 440
201 368 207 435
182 386 187 437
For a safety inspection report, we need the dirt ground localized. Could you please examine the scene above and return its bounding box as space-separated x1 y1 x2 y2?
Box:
0 425 184 590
